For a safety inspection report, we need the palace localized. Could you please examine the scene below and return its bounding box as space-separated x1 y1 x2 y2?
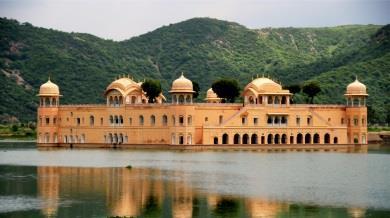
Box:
37 74 368 149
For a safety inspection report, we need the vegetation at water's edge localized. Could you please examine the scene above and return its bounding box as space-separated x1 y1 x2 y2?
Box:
0 123 36 139
0 17 389 124
368 126 390 132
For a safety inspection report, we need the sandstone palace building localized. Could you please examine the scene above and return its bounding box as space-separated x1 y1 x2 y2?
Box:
37 74 368 149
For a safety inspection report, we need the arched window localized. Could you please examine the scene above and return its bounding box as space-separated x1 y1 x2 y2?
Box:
114 115 119 125
45 98 50 107
186 95 191 103
109 96 113 106
44 133 50 143
179 95 185 104
290 135 294 144
89 115 94 126
119 96 123 105
267 134 273 144
274 134 280 144
305 133 311 144
297 133 303 144
281 134 287 144
333 137 338 144
114 134 118 143
313 133 320 144
120 116 123 125
81 134 85 143
131 96 137 104
219 115 223 124
100 117 103 126
114 96 119 106
179 116 184 126
281 116 287 125
268 96 273 104
53 133 58 143
251 134 258 144
324 133 330 144
171 134 176 144
281 96 287 104
261 136 265 144
179 135 184 144
139 115 144 126
214 137 219 144
234 134 240 144
109 133 113 143
150 115 156 126
249 96 255 104
119 133 123 144
162 115 168 126
172 115 176 126
52 98 57 106
110 115 114 125
187 116 192 125
222 133 229 144
274 97 280 104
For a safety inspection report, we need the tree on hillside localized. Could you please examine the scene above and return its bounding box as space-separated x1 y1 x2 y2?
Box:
302 81 321 104
212 79 240 103
284 84 301 103
141 79 162 103
192 81 200 99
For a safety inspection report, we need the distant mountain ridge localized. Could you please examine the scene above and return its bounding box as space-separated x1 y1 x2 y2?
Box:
0 17 389 123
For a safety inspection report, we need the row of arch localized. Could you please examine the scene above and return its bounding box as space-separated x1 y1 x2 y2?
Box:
214 133 338 145
39 97 59 107
105 133 128 144
63 134 85 143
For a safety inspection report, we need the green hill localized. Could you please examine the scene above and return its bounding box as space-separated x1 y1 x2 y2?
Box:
0 17 389 124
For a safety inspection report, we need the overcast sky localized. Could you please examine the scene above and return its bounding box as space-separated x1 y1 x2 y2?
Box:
0 0 389 41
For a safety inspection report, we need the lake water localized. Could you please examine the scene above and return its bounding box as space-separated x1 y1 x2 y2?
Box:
0 143 389 218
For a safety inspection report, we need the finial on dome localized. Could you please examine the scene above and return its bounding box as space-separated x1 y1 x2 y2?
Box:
355 75 358 81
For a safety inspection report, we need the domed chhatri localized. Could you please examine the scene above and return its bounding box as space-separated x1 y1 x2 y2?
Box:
38 78 60 96
243 77 291 105
205 88 221 103
169 73 195 93
345 78 368 96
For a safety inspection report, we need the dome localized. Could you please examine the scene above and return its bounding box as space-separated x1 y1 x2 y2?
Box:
346 78 368 96
38 78 60 96
105 77 138 95
244 77 288 94
206 88 218 99
169 73 194 93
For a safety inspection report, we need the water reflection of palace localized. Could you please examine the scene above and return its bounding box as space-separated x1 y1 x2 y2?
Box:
37 167 296 218
37 166 366 218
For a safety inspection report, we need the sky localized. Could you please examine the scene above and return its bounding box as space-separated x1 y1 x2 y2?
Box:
0 0 389 41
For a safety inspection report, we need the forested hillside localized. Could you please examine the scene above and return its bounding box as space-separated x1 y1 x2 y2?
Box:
0 17 389 123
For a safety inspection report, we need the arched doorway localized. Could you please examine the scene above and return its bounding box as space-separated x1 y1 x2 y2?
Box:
297 133 303 144
234 134 240 144
267 134 273 144
214 137 218 145
334 137 338 144
274 134 280 144
251 134 258 144
305 133 311 144
281 134 287 144
313 133 320 144
261 136 265 144
179 135 184 144
222 133 229 144
242 134 249 144
290 135 294 144
324 133 330 144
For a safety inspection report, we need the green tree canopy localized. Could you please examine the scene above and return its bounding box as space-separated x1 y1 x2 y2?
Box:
141 79 162 103
302 81 321 104
212 79 240 103
192 81 200 99
285 84 301 94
